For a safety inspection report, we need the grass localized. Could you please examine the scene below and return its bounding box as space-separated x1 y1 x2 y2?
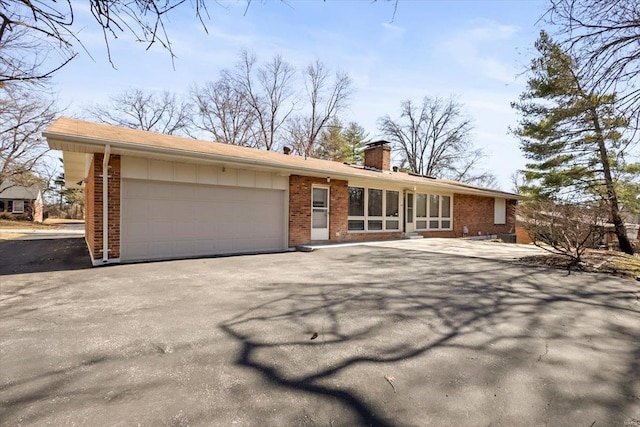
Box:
0 219 62 229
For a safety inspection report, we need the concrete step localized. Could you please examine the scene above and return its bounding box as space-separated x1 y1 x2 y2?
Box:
403 232 423 239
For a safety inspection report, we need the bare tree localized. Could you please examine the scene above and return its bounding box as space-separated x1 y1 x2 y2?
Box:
229 51 296 151
378 96 496 186
546 0 640 127
287 60 353 157
0 0 211 85
191 78 255 146
88 89 193 136
0 86 57 190
519 199 608 265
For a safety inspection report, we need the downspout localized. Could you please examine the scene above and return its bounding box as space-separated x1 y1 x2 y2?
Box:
102 145 110 263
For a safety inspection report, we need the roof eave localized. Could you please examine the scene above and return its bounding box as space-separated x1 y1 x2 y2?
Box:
45 130 524 200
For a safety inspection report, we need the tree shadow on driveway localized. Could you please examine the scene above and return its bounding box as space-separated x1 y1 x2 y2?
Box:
220 246 640 426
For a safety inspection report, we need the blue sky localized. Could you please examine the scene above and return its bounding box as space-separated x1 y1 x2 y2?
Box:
49 0 549 191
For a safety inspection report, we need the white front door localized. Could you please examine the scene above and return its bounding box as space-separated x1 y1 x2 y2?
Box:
311 186 329 240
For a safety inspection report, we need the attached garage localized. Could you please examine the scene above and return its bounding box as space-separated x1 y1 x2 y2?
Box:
121 180 286 262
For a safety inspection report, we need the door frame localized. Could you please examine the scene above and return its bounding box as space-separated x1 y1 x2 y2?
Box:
311 185 330 241
404 190 415 233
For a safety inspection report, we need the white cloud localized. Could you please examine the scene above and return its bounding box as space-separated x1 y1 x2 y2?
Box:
442 22 520 84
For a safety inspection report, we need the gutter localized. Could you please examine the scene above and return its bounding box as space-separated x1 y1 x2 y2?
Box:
102 144 110 263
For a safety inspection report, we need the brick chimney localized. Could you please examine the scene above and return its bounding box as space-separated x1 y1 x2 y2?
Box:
363 140 391 171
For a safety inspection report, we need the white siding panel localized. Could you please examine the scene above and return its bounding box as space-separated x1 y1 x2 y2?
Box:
174 163 197 183
121 157 149 179
218 168 237 186
196 165 218 185
237 170 256 187
121 179 286 261
494 198 506 225
149 160 173 181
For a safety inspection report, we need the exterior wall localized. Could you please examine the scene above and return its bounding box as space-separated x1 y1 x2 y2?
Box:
0 199 35 219
86 153 121 262
516 225 534 244
288 175 403 246
452 194 516 237
121 157 288 190
289 178 518 246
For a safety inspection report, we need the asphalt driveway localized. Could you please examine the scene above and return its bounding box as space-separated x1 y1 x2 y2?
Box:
0 239 638 426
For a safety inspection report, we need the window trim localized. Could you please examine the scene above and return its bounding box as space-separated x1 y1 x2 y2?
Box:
348 186 401 233
12 200 25 214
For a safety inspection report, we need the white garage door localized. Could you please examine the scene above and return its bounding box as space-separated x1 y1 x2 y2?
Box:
121 180 286 261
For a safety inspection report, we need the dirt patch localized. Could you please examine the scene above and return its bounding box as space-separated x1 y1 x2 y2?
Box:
519 249 640 279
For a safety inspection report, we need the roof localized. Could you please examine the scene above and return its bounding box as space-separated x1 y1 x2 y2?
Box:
0 182 41 200
44 117 523 199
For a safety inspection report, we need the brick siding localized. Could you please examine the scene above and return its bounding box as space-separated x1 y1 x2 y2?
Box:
289 177 517 246
363 144 391 171
452 194 516 237
86 153 121 261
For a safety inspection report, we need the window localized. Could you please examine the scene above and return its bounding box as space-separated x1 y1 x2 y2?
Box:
348 187 365 231
415 193 452 230
348 187 400 232
12 200 24 214
385 191 399 230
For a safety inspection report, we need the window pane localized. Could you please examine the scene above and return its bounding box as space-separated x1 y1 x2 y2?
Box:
429 195 439 217
429 220 439 229
441 220 451 229
312 209 327 228
386 220 399 230
368 189 383 216
368 220 383 230
348 220 364 231
416 194 427 217
348 187 364 216
416 220 427 229
442 196 451 217
312 188 327 208
386 191 399 216
407 194 413 223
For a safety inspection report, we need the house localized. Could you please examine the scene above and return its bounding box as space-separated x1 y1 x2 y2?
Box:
44 117 521 266
0 182 44 222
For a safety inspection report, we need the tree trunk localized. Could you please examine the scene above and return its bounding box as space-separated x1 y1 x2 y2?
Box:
591 107 634 255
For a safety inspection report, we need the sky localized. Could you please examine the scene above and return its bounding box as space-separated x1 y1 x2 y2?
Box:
47 0 550 192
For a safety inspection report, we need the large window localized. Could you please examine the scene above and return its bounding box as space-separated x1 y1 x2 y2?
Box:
415 193 451 230
348 187 400 232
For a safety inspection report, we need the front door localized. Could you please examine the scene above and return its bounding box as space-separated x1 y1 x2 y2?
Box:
311 186 329 240
404 191 415 233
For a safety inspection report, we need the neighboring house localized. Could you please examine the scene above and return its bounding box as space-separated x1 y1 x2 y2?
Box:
0 182 44 222
44 117 522 266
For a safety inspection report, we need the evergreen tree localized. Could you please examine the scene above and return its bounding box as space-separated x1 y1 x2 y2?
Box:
512 31 637 254
342 122 368 165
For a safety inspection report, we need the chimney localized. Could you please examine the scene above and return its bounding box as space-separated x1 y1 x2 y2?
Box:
283 146 291 155
363 140 391 171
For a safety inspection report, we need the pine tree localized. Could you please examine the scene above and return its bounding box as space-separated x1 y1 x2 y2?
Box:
512 31 637 254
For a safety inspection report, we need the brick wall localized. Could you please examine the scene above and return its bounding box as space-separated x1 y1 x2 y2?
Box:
87 153 121 261
452 194 516 237
288 175 403 246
